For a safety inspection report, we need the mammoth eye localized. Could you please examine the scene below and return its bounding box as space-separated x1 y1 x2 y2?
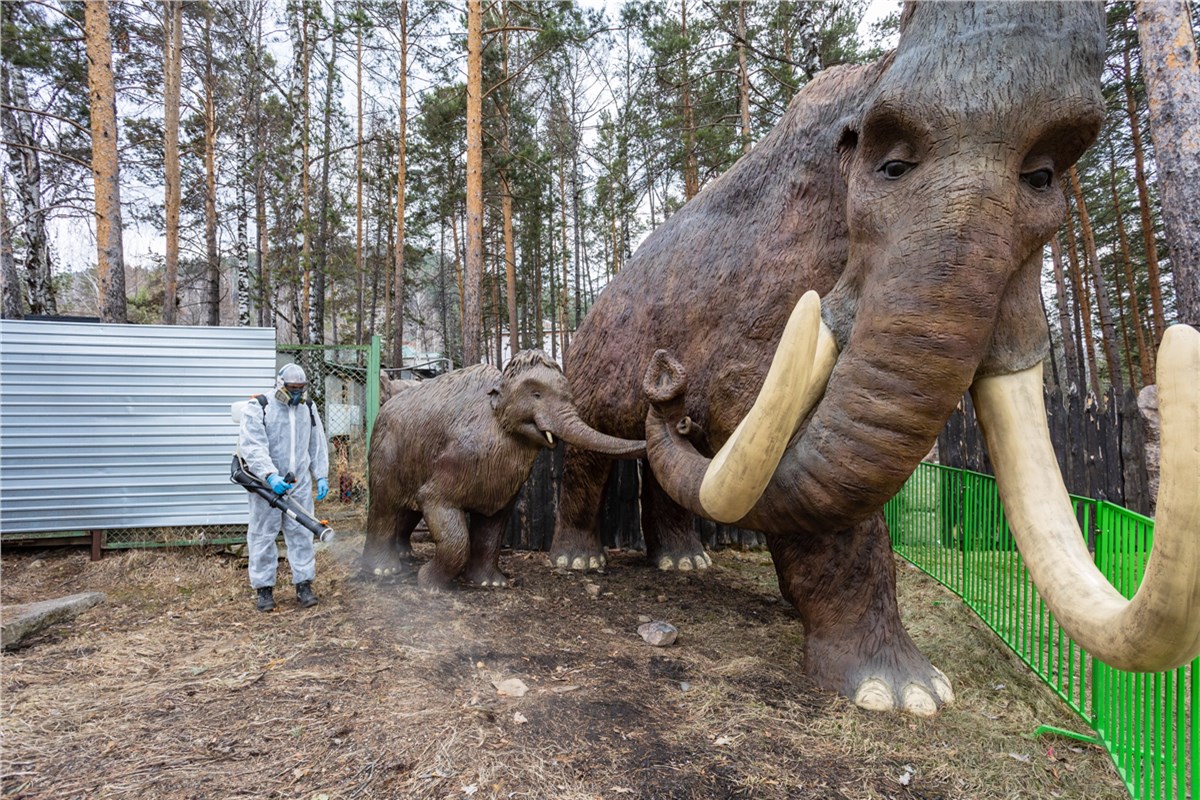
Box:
880 160 914 179
532 391 542 400
1022 168 1054 190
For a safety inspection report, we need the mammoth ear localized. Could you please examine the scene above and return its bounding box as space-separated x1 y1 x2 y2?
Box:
836 126 858 180
487 375 503 411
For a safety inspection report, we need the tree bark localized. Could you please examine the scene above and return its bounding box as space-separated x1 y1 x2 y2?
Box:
1136 0 1200 326
1108 146 1152 387
162 0 182 324
1122 29 1166 342
84 0 126 323
1063 204 1099 395
681 0 699 200
499 7 518 361
1069 167 1124 396
202 12 221 326
1050 235 1080 392
355 2 364 347
314 7 340 345
393 0 409 365
737 0 752 154
463 0 484 364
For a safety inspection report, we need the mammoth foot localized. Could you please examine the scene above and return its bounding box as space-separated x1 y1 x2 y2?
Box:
360 550 411 579
551 546 607 572
463 565 510 588
808 634 954 716
654 550 713 572
850 667 954 717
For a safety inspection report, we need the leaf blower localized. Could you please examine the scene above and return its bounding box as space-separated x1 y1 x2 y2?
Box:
230 454 336 542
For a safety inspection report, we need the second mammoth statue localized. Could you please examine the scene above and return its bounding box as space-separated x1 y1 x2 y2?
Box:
364 350 643 590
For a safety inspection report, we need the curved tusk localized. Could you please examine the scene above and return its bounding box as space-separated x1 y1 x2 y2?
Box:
545 431 554 446
698 291 839 523
971 323 1200 672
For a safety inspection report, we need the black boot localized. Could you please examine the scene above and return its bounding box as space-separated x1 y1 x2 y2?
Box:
296 580 318 608
255 586 275 612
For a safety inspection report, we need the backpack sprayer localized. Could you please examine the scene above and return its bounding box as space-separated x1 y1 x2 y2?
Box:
230 399 335 542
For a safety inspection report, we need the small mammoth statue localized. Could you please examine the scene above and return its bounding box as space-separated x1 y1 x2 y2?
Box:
363 349 645 589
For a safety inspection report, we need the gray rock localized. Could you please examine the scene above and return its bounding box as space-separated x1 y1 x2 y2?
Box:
2 592 105 650
637 621 678 647
637 614 652 624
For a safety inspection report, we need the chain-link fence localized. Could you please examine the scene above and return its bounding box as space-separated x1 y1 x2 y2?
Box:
95 339 381 552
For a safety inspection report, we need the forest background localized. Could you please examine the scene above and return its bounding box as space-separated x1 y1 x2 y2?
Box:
1 0 1197 401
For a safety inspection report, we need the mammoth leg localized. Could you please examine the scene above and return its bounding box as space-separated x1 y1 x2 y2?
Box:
768 513 953 716
362 497 419 578
642 467 711 571
419 505 470 591
550 446 610 571
464 500 516 588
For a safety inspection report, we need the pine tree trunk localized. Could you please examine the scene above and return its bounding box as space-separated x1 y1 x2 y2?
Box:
1108 147 1153 387
1136 0 1200 327
463 0 484 364
1063 205 1099 395
300 9 313 342
1122 31 1167 341
500 11 518 360
202 14 221 326
393 0 409 366
314 10 339 346
1050 235 1080 392
253 7 270 329
1069 167 1124 396
162 0 182 324
84 0 127 323
737 0 752 154
559 156 570 357
236 131 251 327
681 0 699 200
354 5 365 348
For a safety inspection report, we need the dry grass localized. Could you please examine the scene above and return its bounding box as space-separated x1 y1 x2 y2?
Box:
1 537 1126 800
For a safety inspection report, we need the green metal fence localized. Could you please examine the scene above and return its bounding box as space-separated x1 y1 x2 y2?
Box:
886 462 1196 800
100 337 381 550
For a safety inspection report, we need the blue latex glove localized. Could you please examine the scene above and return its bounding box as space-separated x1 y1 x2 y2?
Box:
316 477 329 502
266 473 292 495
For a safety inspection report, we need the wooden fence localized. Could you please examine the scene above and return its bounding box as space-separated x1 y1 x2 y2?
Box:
937 386 1153 516
503 447 764 551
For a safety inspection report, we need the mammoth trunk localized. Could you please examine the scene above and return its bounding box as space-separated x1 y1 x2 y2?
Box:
746 284 996 533
545 407 646 459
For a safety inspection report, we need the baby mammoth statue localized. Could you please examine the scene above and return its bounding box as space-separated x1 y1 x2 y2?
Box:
363 350 645 589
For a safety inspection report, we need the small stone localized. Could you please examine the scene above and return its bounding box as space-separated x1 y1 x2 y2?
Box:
637 614 652 624
656 595 667 603
679 681 691 692
584 583 601 598
492 678 529 697
637 621 678 647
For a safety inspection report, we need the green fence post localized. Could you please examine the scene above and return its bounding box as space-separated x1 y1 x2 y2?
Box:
366 334 381 449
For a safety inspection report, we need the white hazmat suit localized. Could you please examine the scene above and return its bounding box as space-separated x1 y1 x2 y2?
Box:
238 367 330 590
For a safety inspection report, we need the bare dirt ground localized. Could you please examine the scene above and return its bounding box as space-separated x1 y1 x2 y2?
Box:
1 533 1126 800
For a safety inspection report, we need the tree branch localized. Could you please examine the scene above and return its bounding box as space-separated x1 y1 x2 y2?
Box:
0 139 91 170
0 103 91 136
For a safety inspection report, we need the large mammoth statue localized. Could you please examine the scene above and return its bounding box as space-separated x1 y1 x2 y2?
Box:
363 350 644 590
551 1 1200 714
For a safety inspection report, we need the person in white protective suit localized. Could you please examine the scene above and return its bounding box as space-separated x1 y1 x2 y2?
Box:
238 363 331 612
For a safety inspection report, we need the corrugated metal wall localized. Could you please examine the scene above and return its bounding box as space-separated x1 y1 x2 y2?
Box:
0 320 276 534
